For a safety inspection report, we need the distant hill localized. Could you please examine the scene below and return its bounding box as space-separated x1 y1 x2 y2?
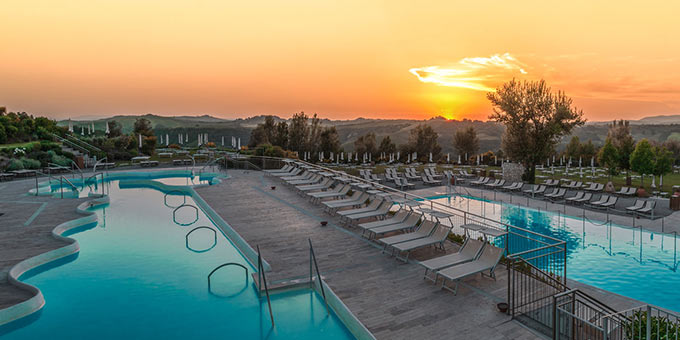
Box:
58 113 680 153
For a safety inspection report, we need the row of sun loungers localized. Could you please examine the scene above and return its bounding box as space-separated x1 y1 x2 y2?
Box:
268 162 506 295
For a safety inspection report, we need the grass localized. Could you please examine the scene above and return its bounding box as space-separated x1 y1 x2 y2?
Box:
0 141 40 150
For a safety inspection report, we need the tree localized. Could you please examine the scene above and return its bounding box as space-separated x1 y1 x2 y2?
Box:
608 120 635 179
664 140 680 165
319 126 340 154
652 145 674 190
133 118 154 137
273 122 289 149
565 136 582 161
378 136 396 156
629 139 655 187
248 116 278 147
288 112 309 153
453 126 479 161
408 124 441 161
354 133 377 157
598 138 619 180
0 124 6 144
306 114 322 155
580 140 597 164
487 79 585 183
108 120 122 138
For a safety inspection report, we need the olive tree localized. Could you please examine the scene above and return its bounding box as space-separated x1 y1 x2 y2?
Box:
487 79 585 183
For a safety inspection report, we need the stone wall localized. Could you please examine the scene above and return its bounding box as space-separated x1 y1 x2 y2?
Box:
502 162 524 183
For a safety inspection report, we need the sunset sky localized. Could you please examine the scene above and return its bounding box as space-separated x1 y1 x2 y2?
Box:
1 1 679 121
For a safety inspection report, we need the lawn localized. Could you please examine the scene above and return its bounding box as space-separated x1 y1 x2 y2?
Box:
0 141 40 150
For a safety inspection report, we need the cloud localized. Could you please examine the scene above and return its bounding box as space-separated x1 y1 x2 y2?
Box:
409 53 528 92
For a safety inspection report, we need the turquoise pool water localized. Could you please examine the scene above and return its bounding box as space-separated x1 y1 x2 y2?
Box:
429 194 680 313
1 174 355 339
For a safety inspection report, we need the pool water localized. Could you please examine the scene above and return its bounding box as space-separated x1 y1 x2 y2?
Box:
429 194 680 313
1 175 355 339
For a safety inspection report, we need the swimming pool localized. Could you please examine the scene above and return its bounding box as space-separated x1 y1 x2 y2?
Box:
428 194 680 313
1 172 357 339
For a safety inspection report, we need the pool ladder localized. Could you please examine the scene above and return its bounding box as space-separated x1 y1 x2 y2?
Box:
308 239 330 315
257 245 275 327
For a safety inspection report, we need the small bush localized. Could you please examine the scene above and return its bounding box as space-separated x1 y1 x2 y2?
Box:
21 157 42 169
7 159 24 171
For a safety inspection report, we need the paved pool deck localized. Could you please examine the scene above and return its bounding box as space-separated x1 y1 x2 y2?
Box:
195 170 655 339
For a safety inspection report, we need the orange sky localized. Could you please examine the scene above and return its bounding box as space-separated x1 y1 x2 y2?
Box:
1 1 679 121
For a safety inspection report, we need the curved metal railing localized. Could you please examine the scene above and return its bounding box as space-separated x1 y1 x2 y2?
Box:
185 226 217 253
207 262 248 292
164 190 187 208
172 204 199 226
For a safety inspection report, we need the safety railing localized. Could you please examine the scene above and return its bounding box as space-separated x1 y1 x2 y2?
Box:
257 245 275 327
58 175 78 199
207 262 248 296
308 239 329 315
599 304 680 340
164 190 187 208
220 154 264 171
93 157 111 173
172 204 199 226
186 226 217 253
85 172 107 196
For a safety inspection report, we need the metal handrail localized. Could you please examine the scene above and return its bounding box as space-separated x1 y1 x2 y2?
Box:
86 172 107 196
172 204 199 226
50 132 91 155
63 132 103 152
257 245 275 327
58 175 78 199
207 263 248 291
93 157 110 173
185 226 217 253
198 156 224 175
164 190 187 208
309 239 329 315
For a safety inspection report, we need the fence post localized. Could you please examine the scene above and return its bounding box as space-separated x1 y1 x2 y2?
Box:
552 295 558 340
602 316 608 340
646 305 652 340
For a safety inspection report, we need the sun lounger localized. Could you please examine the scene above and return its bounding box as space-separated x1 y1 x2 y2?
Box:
378 220 438 251
523 185 546 195
367 213 422 238
587 194 610 207
337 198 384 216
615 186 630 195
625 199 644 213
395 177 416 190
545 188 566 201
573 192 592 204
265 164 292 174
345 201 393 223
487 179 506 188
624 187 638 196
272 168 301 177
565 191 584 203
470 177 489 186
421 239 485 282
323 191 368 210
421 174 439 186
308 184 350 199
502 182 523 191
391 224 452 261
288 174 321 185
296 178 333 192
437 244 504 295
636 200 656 217
597 196 618 209
357 210 410 233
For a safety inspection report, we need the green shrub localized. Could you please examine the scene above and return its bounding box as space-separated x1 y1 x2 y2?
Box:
7 159 24 171
21 157 42 169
